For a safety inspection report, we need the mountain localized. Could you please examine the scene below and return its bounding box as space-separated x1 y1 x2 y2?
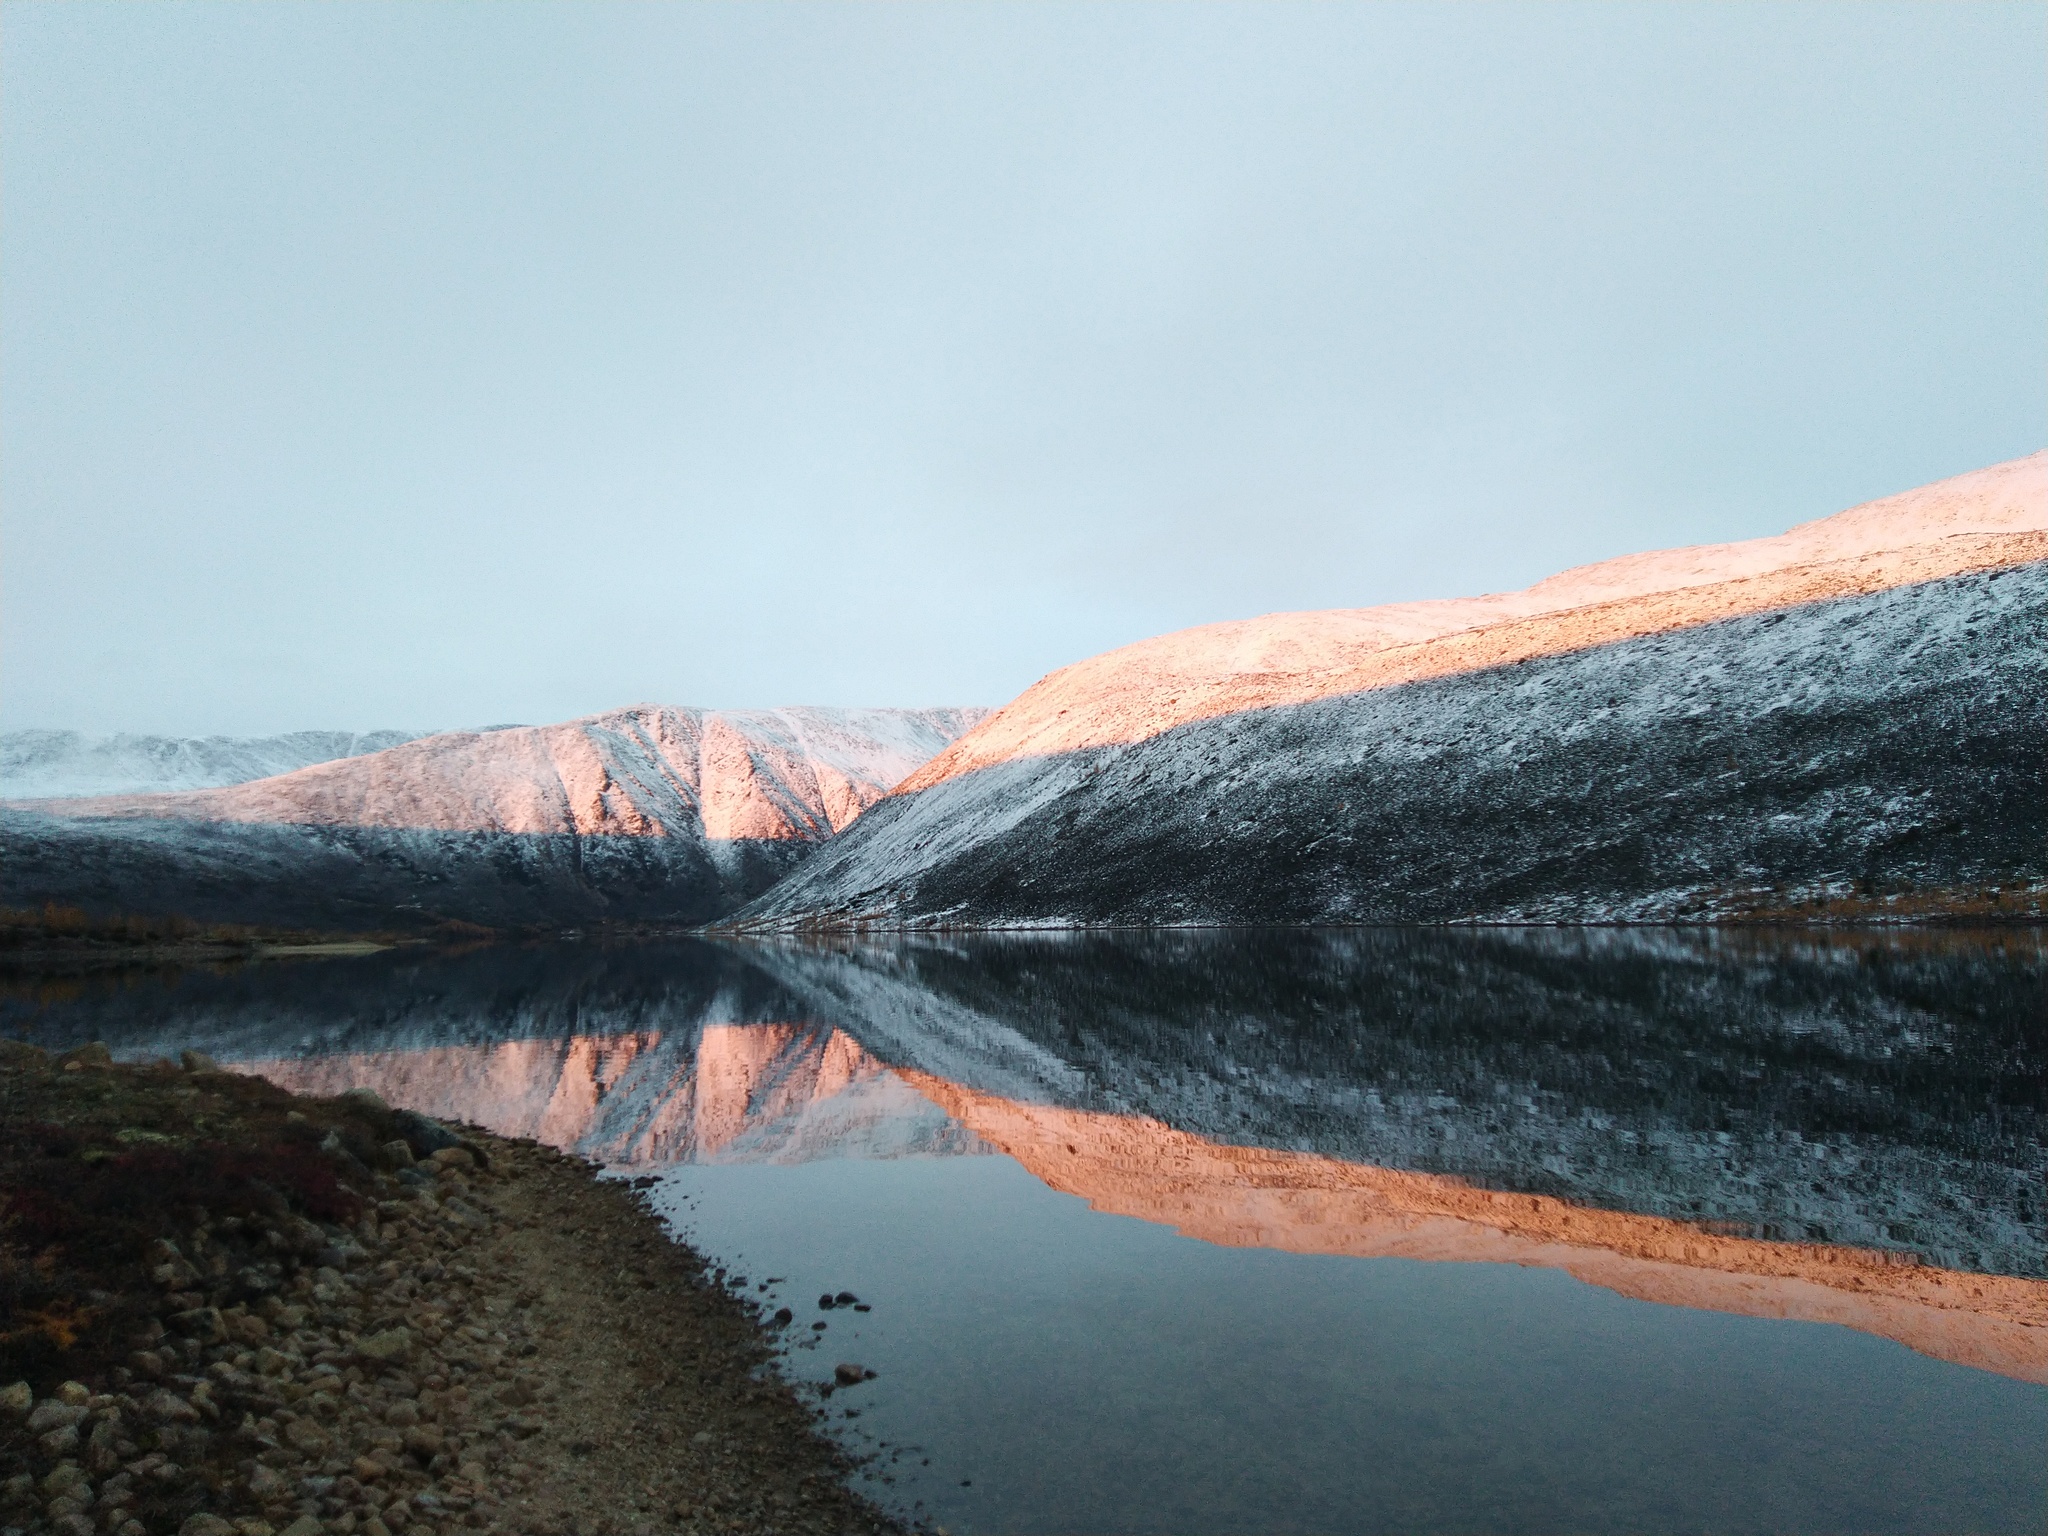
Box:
0 727 429 799
1 705 986 928
733 454 2048 928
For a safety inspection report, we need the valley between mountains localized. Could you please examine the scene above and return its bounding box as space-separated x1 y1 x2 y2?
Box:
5 453 2043 933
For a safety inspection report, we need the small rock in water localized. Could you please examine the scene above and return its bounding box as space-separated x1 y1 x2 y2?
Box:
853 1303 871 1312
811 1321 828 1332
832 1362 874 1387
772 1308 794 1326
817 1294 836 1310
834 1290 859 1305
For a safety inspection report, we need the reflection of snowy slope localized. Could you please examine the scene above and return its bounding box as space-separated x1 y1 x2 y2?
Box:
741 932 2048 1277
15 928 2038 1275
242 1023 987 1167
743 942 1094 1108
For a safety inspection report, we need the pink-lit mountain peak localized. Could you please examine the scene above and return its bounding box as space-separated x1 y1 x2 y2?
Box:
30 704 988 842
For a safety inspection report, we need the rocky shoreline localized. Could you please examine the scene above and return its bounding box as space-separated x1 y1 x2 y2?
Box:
0 1044 907 1536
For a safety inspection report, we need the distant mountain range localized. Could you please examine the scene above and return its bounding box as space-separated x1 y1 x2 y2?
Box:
3 453 2041 930
0 707 985 927
734 452 2046 927
0 727 432 799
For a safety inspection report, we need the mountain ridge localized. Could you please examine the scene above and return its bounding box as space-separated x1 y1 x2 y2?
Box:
1 705 988 928
734 454 2047 929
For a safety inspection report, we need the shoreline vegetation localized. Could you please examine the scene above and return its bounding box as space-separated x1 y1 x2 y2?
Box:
6 889 2046 976
0 1045 909 1536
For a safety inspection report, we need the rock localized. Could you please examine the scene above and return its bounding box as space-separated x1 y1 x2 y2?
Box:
382 1139 416 1168
179 1050 221 1073
0 1471 31 1503
54 1381 89 1406
39 1424 81 1456
429 1146 477 1172
818 1294 836 1310
143 1389 199 1424
832 1362 870 1387
253 1346 291 1376
811 1321 828 1332
833 1291 859 1305
284 1419 328 1453
172 1306 228 1343
0 1040 49 1070
178 1516 236 1536
340 1085 389 1111
772 1308 794 1326
41 1464 87 1498
402 1424 443 1458
246 1464 291 1500
0 1380 30 1415
391 1110 464 1157
27 1401 88 1433
355 1327 412 1365
51 1514 96 1536
276 1518 323 1536
57 1041 113 1070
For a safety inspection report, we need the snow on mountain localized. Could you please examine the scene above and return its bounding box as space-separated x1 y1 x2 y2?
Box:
734 455 2048 927
899 452 2047 788
1 705 986 927
0 727 428 799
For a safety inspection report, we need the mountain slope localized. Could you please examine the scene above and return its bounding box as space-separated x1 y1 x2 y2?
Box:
0 727 429 798
734 455 2047 927
2 705 986 927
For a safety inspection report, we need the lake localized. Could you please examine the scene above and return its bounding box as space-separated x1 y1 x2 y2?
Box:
8 927 2045 1534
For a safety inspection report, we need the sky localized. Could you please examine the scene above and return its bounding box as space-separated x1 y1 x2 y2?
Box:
3 2 2042 737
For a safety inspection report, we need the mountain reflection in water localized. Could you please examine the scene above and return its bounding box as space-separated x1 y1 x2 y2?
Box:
11 927 2044 1385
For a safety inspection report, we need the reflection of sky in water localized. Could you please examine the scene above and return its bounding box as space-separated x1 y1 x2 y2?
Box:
665 1156 2045 1536
12 929 2048 1532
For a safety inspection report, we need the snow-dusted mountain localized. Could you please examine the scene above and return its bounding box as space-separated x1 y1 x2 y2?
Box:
0 727 428 799
1 705 986 927
734 454 2048 927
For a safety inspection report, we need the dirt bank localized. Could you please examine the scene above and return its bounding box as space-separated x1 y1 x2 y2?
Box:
0 1044 906 1536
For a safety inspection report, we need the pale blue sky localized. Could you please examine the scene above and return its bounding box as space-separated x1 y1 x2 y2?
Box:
3 2 2042 735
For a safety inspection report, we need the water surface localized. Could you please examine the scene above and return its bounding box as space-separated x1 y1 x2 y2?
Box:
8 928 2045 1533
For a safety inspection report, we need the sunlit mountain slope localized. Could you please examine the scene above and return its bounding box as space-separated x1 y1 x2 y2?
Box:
1 706 985 927
735 455 2047 927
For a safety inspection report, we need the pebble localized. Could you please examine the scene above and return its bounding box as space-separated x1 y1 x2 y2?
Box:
2 1049 910 1536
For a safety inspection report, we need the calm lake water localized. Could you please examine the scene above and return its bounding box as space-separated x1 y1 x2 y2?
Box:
9 928 2046 1534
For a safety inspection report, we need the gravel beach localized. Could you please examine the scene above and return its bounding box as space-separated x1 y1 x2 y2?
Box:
0 1042 907 1536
